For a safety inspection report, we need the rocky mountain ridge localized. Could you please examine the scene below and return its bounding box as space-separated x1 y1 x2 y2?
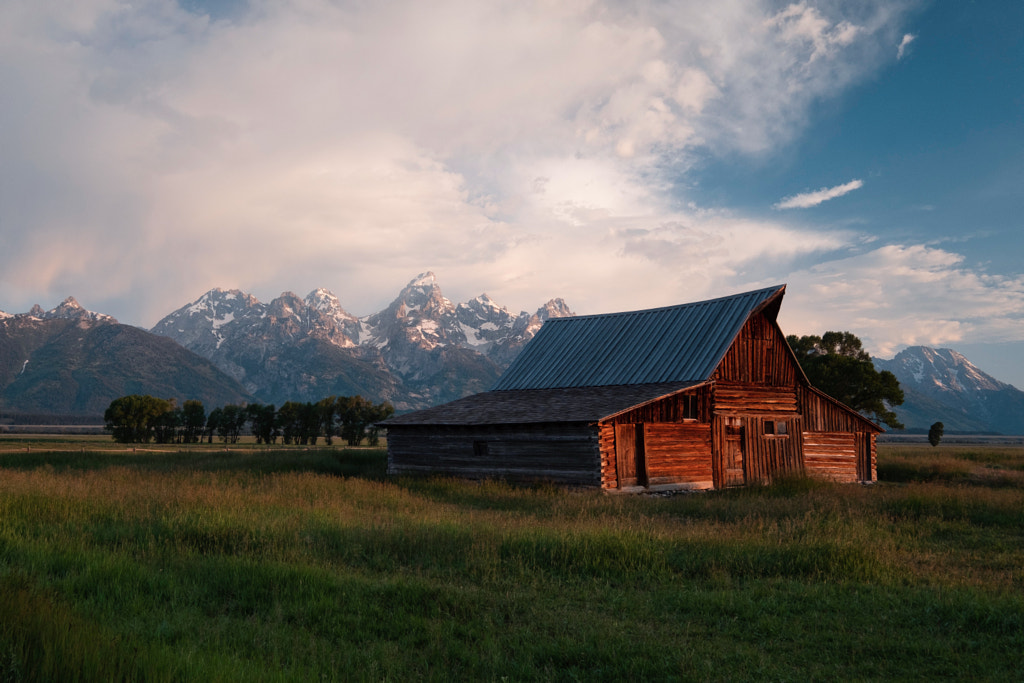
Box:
0 304 251 415
150 272 573 409
1 296 117 325
875 346 1024 434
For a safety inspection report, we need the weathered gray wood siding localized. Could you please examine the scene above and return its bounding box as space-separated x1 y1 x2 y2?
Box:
386 423 602 486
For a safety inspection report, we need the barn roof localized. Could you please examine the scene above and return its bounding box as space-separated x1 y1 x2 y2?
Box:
383 382 704 426
491 285 786 391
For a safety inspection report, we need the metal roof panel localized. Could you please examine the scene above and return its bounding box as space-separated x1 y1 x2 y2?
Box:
491 285 786 391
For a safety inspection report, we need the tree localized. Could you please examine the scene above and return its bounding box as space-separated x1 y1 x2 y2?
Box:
276 401 302 444
104 394 174 443
337 395 372 446
246 403 278 444
365 401 394 446
205 407 223 444
318 397 338 445
928 421 944 447
787 331 905 430
181 400 206 444
152 402 181 444
298 402 321 445
216 404 247 444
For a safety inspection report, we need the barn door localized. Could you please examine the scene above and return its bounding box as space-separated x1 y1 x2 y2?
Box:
723 419 745 486
615 423 647 488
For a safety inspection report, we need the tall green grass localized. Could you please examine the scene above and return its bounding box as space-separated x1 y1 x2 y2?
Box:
1 445 1022 681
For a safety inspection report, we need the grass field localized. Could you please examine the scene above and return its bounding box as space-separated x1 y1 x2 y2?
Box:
1 439 1022 681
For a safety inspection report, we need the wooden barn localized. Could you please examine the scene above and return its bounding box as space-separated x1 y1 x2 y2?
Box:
383 285 881 491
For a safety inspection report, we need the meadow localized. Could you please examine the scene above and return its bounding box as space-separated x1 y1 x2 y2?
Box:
0 438 1022 681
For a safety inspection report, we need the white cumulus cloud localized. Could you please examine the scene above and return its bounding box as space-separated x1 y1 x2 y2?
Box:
0 0 922 325
778 244 1024 358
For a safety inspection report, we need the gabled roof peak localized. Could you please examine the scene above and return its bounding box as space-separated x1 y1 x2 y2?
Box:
547 285 785 323
492 285 786 391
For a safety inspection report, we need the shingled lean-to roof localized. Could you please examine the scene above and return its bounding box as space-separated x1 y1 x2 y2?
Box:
385 286 786 426
384 381 704 426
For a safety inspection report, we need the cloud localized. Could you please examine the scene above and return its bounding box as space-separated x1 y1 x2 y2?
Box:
778 244 1024 358
774 179 864 209
0 0 916 325
897 33 916 59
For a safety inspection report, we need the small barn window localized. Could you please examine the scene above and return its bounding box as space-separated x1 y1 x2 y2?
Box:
764 421 775 435
764 421 788 436
680 394 698 420
473 441 489 456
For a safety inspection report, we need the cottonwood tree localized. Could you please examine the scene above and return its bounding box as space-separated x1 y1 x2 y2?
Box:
181 400 206 444
277 401 315 444
333 395 394 446
246 403 278 444
216 404 248 443
365 401 394 446
928 421 944 447
787 331 905 429
104 394 174 443
205 407 223 443
152 402 181 444
316 397 336 445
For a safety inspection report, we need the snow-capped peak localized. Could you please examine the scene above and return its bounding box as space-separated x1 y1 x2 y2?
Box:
152 273 574 391
878 346 1008 393
306 288 339 310
186 288 256 316
410 271 437 288
304 289 356 324
536 298 573 320
875 345 1024 434
21 297 117 323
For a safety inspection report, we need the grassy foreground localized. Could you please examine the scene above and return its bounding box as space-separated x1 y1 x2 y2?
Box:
1 442 1022 681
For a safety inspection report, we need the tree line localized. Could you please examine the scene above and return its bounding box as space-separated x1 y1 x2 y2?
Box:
103 394 394 445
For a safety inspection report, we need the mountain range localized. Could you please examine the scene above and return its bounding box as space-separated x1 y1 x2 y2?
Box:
874 346 1024 435
1 274 571 416
149 272 571 410
0 298 251 415
2 277 1023 434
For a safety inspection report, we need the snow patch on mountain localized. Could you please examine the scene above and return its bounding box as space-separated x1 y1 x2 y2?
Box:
149 272 574 409
876 345 1024 434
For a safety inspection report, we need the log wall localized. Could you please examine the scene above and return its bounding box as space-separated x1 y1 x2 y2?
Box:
643 423 714 489
599 422 617 489
387 423 601 486
798 382 879 482
600 387 714 490
803 431 857 482
714 383 799 416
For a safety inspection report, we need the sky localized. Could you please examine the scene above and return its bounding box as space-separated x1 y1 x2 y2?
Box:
2 1 1023 387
